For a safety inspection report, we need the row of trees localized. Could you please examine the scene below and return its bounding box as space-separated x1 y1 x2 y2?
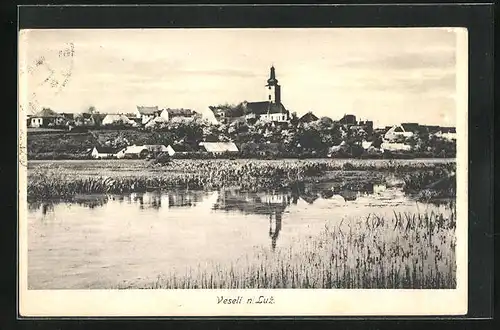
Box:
142 115 455 158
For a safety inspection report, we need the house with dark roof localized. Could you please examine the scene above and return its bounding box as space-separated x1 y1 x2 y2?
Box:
298 111 319 124
165 144 191 157
159 108 200 122
338 114 357 126
384 123 419 141
136 106 161 124
400 123 421 133
29 108 60 128
91 146 120 159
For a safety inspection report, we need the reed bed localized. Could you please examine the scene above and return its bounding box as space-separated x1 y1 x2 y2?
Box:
27 159 456 200
118 210 456 289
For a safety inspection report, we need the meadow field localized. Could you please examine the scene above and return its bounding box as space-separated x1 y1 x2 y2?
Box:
27 158 455 201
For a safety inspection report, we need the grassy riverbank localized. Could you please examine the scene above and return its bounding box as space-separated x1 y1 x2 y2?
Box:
27 159 456 200
27 159 456 201
118 209 456 289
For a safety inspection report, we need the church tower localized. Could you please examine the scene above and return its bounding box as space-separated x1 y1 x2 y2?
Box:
266 65 281 104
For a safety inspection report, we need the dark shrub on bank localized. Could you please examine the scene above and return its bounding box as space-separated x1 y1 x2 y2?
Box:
402 163 456 199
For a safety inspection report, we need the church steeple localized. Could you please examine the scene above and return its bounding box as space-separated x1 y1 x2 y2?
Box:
267 65 279 86
265 65 281 104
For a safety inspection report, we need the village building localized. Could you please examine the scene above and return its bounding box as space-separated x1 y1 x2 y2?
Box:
338 114 357 126
160 108 200 122
199 142 239 155
298 111 319 124
101 114 138 127
244 66 290 123
119 145 150 159
434 127 457 140
136 106 161 125
144 144 169 156
357 120 374 136
91 146 120 159
384 123 420 141
29 108 60 128
144 116 168 129
165 144 191 157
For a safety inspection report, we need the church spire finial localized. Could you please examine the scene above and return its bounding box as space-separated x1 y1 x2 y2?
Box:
267 64 277 85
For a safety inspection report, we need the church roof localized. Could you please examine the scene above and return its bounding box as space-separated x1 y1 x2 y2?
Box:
245 101 287 115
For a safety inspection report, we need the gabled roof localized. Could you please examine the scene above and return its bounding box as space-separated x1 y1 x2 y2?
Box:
299 112 319 123
245 101 287 115
338 114 357 124
137 106 159 115
164 108 197 116
94 146 119 154
401 123 420 132
91 113 107 121
199 142 239 153
440 127 456 133
245 101 269 115
168 144 191 152
145 116 168 128
60 113 74 119
124 145 148 154
35 108 59 118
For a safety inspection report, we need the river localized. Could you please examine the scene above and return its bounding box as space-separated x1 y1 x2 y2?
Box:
27 183 454 289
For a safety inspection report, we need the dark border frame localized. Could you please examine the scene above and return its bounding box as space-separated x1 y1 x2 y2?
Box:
4 2 494 328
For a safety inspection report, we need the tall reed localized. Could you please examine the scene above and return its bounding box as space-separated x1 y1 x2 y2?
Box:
119 210 456 289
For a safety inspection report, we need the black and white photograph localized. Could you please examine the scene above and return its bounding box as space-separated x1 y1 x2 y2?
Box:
18 27 468 316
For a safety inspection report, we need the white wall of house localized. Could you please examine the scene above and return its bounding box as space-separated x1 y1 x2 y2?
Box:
166 145 176 157
91 148 115 159
141 114 155 125
434 131 457 141
384 125 414 141
115 148 127 159
160 110 170 121
380 142 412 151
259 113 288 122
30 117 43 127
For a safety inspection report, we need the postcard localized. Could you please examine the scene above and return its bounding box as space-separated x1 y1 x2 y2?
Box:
18 27 468 317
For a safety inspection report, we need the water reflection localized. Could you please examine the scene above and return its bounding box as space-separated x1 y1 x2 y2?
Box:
27 182 451 252
27 182 456 290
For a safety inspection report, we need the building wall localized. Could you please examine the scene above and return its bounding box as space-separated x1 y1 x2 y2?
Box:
31 118 43 128
166 145 176 156
384 125 414 141
260 112 288 123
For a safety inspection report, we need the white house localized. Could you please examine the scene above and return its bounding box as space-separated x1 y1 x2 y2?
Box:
380 142 412 151
434 127 457 141
384 123 419 141
144 116 169 129
136 106 160 125
121 145 149 159
199 142 239 154
91 146 119 159
102 114 138 127
260 111 289 123
30 108 59 128
165 144 190 157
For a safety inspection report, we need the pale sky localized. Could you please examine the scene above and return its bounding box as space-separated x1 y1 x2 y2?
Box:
19 28 461 128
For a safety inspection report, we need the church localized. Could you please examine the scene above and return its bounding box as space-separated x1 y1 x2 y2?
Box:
243 66 290 123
